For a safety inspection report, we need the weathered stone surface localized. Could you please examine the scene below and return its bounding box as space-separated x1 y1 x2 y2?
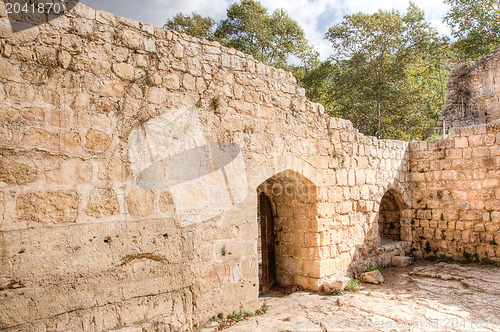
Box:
0 158 38 185
113 62 135 81
121 30 142 49
100 80 124 97
85 188 119 218
159 191 174 213
0 3 498 331
20 107 44 122
85 129 111 151
126 188 155 217
0 58 14 80
359 270 384 284
45 159 92 185
392 255 412 268
98 158 129 182
322 276 350 293
16 191 79 223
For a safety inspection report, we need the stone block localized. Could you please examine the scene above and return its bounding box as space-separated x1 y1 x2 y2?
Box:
126 188 155 217
98 159 129 182
392 256 412 267
85 188 119 218
100 80 124 97
85 129 111 151
45 159 91 185
16 191 78 223
147 87 167 104
322 276 350 293
121 30 143 49
113 63 135 81
0 158 37 185
359 270 384 284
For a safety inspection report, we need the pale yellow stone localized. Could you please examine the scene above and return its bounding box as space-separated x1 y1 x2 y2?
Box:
112 62 135 81
86 188 119 218
85 129 111 151
126 188 155 217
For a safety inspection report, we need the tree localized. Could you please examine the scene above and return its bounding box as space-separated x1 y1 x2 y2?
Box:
165 0 318 69
215 1 318 68
164 13 216 40
314 3 450 140
444 0 500 60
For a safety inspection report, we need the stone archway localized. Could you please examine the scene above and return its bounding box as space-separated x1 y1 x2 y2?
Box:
378 190 403 241
257 170 318 293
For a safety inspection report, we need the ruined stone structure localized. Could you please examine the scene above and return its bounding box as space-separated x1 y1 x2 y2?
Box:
439 48 500 130
410 123 500 260
0 3 498 331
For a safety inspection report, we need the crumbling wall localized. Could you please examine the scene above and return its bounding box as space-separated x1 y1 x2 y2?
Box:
439 48 500 130
0 3 415 330
410 124 500 261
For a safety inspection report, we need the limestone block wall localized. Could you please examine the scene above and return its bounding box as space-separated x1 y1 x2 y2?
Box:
410 123 500 261
439 48 500 130
0 3 412 330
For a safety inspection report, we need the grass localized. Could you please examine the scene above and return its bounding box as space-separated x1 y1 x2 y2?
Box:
207 306 270 330
331 278 360 296
366 265 386 275
425 252 500 267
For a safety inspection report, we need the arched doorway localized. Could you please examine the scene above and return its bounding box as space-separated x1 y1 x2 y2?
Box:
257 170 317 293
258 192 276 293
378 190 402 241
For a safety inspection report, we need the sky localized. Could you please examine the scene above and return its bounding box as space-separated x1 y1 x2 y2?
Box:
79 0 452 60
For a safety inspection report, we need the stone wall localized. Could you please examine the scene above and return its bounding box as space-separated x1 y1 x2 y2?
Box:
0 3 415 330
410 123 500 261
439 48 500 130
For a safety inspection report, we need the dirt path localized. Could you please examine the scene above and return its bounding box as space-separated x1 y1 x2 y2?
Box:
220 262 500 331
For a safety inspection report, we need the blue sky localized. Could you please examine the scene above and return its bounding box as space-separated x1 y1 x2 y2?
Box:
79 0 452 60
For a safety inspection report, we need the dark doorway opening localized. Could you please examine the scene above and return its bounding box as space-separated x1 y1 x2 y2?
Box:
258 192 276 293
379 191 401 241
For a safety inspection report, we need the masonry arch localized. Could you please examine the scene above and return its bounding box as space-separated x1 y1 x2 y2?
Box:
378 189 410 242
257 170 318 293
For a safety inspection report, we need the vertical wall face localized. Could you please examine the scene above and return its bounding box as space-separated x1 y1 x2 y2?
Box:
439 48 500 129
0 3 414 330
258 171 319 290
410 124 500 261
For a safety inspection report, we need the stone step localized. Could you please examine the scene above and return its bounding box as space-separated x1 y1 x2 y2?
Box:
392 255 412 267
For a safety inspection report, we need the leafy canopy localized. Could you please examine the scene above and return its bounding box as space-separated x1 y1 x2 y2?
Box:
308 3 450 140
164 13 216 40
165 0 318 69
444 0 500 60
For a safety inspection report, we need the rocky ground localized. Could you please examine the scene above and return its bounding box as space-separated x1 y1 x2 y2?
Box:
215 262 500 332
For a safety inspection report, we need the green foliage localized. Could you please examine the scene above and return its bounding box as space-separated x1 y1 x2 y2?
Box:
165 0 318 69
366 265 386 275
228 311 244 322
444 0 500 60
346 278 361 292
208 316 219 323
490 240 498 246
255 305 269 315
331 278 360 296
164 13 216 40
305 3 450 140
427 134 442 140
424 241 432 253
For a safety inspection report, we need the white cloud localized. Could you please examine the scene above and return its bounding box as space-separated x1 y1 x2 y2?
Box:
80 0 452 60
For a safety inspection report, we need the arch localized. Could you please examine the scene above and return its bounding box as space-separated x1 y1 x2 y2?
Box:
257 170 318 292
377 189 410 242
248 154 321 191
